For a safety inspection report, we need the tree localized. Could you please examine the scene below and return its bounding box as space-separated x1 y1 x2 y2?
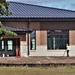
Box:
0 0 17 40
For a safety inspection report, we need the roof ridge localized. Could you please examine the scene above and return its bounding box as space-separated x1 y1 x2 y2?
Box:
10 1 75 12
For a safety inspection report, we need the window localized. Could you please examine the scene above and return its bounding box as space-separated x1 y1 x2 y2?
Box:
0 40 4 50
7 40 13 50
47 30 69 50
30 31 36 50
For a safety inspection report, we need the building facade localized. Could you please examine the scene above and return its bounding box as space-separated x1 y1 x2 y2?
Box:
0 2 75 57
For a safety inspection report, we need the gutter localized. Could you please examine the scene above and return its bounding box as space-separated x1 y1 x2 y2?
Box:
27 19 32 56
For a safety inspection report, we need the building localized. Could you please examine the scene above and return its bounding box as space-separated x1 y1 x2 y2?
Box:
0 1 75 57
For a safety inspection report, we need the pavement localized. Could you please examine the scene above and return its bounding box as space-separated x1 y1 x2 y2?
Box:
0 56 75 66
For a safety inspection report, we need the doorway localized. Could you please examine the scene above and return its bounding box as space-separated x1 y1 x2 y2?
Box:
0 38 20 57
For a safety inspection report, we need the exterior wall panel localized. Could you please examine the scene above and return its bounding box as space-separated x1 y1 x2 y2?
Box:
69 30 75 45
2 21 75 57
69 30 75 56
2 22 40 30
30 22 40 30
36 31 40 46
40 22 75 30
40 31 47 45
2 22 28 29
2 35 27 57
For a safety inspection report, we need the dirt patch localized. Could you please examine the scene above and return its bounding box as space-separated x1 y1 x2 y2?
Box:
0 56 75 63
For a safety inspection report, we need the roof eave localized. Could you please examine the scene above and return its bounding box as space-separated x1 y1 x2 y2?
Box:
0 17 75 22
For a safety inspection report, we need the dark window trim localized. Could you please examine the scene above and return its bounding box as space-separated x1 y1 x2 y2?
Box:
47 30 69 50
30 31 36 50
0 40 5 51
7 40 14 51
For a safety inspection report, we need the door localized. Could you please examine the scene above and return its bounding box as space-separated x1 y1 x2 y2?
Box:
6 39 16 56
0 38 20 57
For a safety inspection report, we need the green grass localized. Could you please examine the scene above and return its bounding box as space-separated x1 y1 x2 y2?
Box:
0 66 75 75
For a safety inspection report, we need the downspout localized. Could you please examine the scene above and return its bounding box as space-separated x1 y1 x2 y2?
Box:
27 19 31 56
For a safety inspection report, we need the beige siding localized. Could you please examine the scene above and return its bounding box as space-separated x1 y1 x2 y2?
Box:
3 35 26 41
2 21 75 57
2 22 28 29
30 22 40 30
36 30 47 46
40 31 47 45
40 21 75 30
69 30 75 45
36 31 40 46
2 22 40 30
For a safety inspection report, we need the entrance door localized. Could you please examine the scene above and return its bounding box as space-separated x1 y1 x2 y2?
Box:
0 38 20 57
6 39 16 56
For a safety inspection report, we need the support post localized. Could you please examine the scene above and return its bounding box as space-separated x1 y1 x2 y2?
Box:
27 19 31 56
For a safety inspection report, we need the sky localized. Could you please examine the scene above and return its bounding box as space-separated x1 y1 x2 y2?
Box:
7 0 75 11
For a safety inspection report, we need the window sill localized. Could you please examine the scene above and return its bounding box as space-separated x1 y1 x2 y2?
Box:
7 50 13 51
30 50 36 52
47 49 66 52
0 50 5 51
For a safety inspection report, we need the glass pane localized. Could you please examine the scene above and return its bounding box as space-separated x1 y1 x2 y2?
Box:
8 40 13 50
0 41 4 50
55 38 59 49
32 39 35 42
32 45 35 50
30 31 36 50
47 30 69 50
48 38 53 49
8 41 12 44
2 41 4 49
32 41 35 44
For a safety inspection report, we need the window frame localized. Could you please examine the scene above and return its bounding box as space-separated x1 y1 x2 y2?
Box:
30 31 36 50
7 40 13 51
0 40 5 50
47 30 69 50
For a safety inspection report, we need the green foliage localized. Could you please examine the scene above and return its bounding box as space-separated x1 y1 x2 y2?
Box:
3 29 17 36
0 21 2 27
0 26 17 40
0 0 17 40
0 27 17 36
0 0 12 16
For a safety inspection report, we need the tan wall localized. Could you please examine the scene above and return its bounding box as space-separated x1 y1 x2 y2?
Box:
3 21 75 46
36 30 75 46
2 21 75 57
19 35 26 41
30 22 40 30
2 22 28 29
40 31 47 45
2 21 75 30
3 35 26 41
2 22 40 30
36 30 47 46
40 21 75 30
36 31 40 46
69 30 75 45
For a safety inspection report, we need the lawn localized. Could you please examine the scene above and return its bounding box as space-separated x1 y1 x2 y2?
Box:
0 66 75 75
